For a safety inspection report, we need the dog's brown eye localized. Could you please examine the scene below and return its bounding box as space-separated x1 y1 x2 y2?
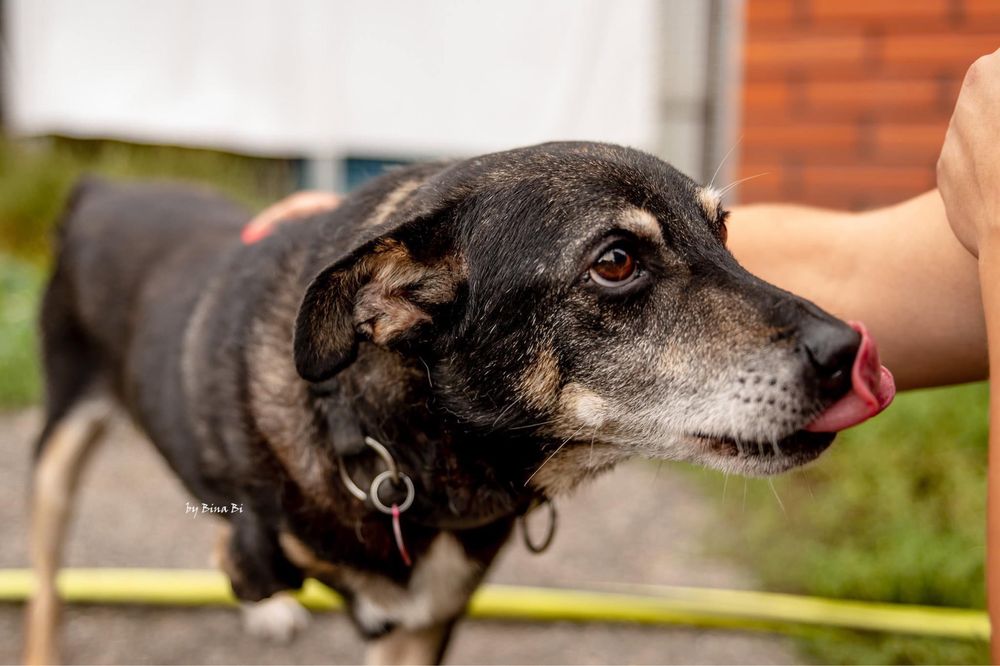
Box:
590 247 637 286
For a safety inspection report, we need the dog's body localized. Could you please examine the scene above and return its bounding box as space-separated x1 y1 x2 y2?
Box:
25 142 862 664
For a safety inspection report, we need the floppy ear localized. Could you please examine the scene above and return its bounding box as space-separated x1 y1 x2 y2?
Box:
293 232 462 384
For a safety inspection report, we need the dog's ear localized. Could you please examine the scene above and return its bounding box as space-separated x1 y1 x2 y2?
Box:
294 217 462 384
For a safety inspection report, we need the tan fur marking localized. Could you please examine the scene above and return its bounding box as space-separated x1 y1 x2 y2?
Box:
210 523 232 570
558 382 607 429
352 533 480 632
279 532 342 579
280 532 412 608
246 249 336 508
354 240 462 346
25 397 112 666
365 179 424 229
366 624 451 666
529 443 626 496
618 208 663 243
520 344 560 409
697 187 722 220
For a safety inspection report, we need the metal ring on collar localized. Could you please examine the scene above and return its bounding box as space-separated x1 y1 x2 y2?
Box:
337 462 368 502
520 499 558 554
370 471 415 515
364 436 399 481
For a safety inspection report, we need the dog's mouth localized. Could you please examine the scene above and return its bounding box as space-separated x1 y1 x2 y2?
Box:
688 321 895 476
690 429 836 475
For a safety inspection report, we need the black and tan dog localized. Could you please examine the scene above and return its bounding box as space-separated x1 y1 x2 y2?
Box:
24 142 893 664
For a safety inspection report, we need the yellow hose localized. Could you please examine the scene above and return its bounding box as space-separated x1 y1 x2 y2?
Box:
0 568 988 641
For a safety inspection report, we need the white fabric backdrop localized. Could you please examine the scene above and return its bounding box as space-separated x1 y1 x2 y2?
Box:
5 0 660 159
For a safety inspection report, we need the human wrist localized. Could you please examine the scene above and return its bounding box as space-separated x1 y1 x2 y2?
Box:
980 228 1000 268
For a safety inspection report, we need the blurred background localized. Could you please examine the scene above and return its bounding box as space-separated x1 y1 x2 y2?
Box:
0 1 998 664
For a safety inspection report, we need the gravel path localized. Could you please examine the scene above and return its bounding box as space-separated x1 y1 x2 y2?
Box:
0 409 800 664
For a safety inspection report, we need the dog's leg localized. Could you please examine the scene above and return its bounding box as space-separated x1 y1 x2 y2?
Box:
215 514 310 642
24 397 111 666
365 622 456 666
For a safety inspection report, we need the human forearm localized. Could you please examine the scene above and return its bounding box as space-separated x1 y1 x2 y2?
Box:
978 238 1000 664
728 190 987 390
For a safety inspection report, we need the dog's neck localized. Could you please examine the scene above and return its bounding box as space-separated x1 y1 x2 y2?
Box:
318 345 543 529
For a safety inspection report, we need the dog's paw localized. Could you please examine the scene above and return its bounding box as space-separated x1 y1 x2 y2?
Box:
241 592 310 643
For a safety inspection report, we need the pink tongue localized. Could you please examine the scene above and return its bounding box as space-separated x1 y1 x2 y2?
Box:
804 321 895 433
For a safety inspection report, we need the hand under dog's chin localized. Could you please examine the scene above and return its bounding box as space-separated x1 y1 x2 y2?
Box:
683 430 836 477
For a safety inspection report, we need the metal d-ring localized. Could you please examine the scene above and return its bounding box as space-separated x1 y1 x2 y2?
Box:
520 498 558 554
363 436 399 481
338 462 368 502
370 471 415 515
337 436 412 510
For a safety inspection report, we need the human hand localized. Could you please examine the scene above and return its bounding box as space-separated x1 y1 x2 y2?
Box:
241 190 342 244
938 49 1000 259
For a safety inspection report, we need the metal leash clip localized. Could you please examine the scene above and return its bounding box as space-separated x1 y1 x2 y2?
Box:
337 436 415 515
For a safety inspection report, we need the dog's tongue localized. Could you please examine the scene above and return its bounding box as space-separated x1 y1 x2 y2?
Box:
804 321 895 433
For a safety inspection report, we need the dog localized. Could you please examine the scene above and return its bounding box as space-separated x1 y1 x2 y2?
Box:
24 141 892 665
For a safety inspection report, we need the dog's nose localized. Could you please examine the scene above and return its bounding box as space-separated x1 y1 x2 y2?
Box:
800 318 860 400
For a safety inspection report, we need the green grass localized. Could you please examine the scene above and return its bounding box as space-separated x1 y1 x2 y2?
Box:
0 136 291 263
691 382 991 664
0 257 43 407
0 136 292 407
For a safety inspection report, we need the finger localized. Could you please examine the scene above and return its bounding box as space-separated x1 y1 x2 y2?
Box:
242 192 342 244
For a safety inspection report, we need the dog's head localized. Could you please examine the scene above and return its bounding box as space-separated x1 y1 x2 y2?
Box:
294 142 892 492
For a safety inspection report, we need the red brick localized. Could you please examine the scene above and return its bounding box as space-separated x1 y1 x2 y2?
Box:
965 0 1000 21
742 82 794 121
747 1 797 27
872 123 948 163
743 123 860 157
745 34 869 76
800 165 935 194
809 0 950 26
739 1 982 210
801 79 946 119
880 32 1000 73
941 75 965 108
797 187 920 210
731 163 787 203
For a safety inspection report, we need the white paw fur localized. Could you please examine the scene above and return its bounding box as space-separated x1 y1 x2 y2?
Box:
241 592 310 643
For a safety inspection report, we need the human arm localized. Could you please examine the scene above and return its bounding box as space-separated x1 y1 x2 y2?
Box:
241 190 341 244
728 190 987 391
936 48 1000 663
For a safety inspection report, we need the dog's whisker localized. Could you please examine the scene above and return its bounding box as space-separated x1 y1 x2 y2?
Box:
718 172 770 198
770 438 782 457
708 133 744 190
524 424 588 486
490 401 520 429
767 479 787 514
507 419 558 431
722 472 729 502
742 478 748 513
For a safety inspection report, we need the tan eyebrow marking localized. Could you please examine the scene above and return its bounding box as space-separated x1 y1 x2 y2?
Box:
618 208 663 243
697 187 722 221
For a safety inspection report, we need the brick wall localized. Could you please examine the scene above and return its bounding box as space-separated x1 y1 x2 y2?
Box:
739 0 1000 209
